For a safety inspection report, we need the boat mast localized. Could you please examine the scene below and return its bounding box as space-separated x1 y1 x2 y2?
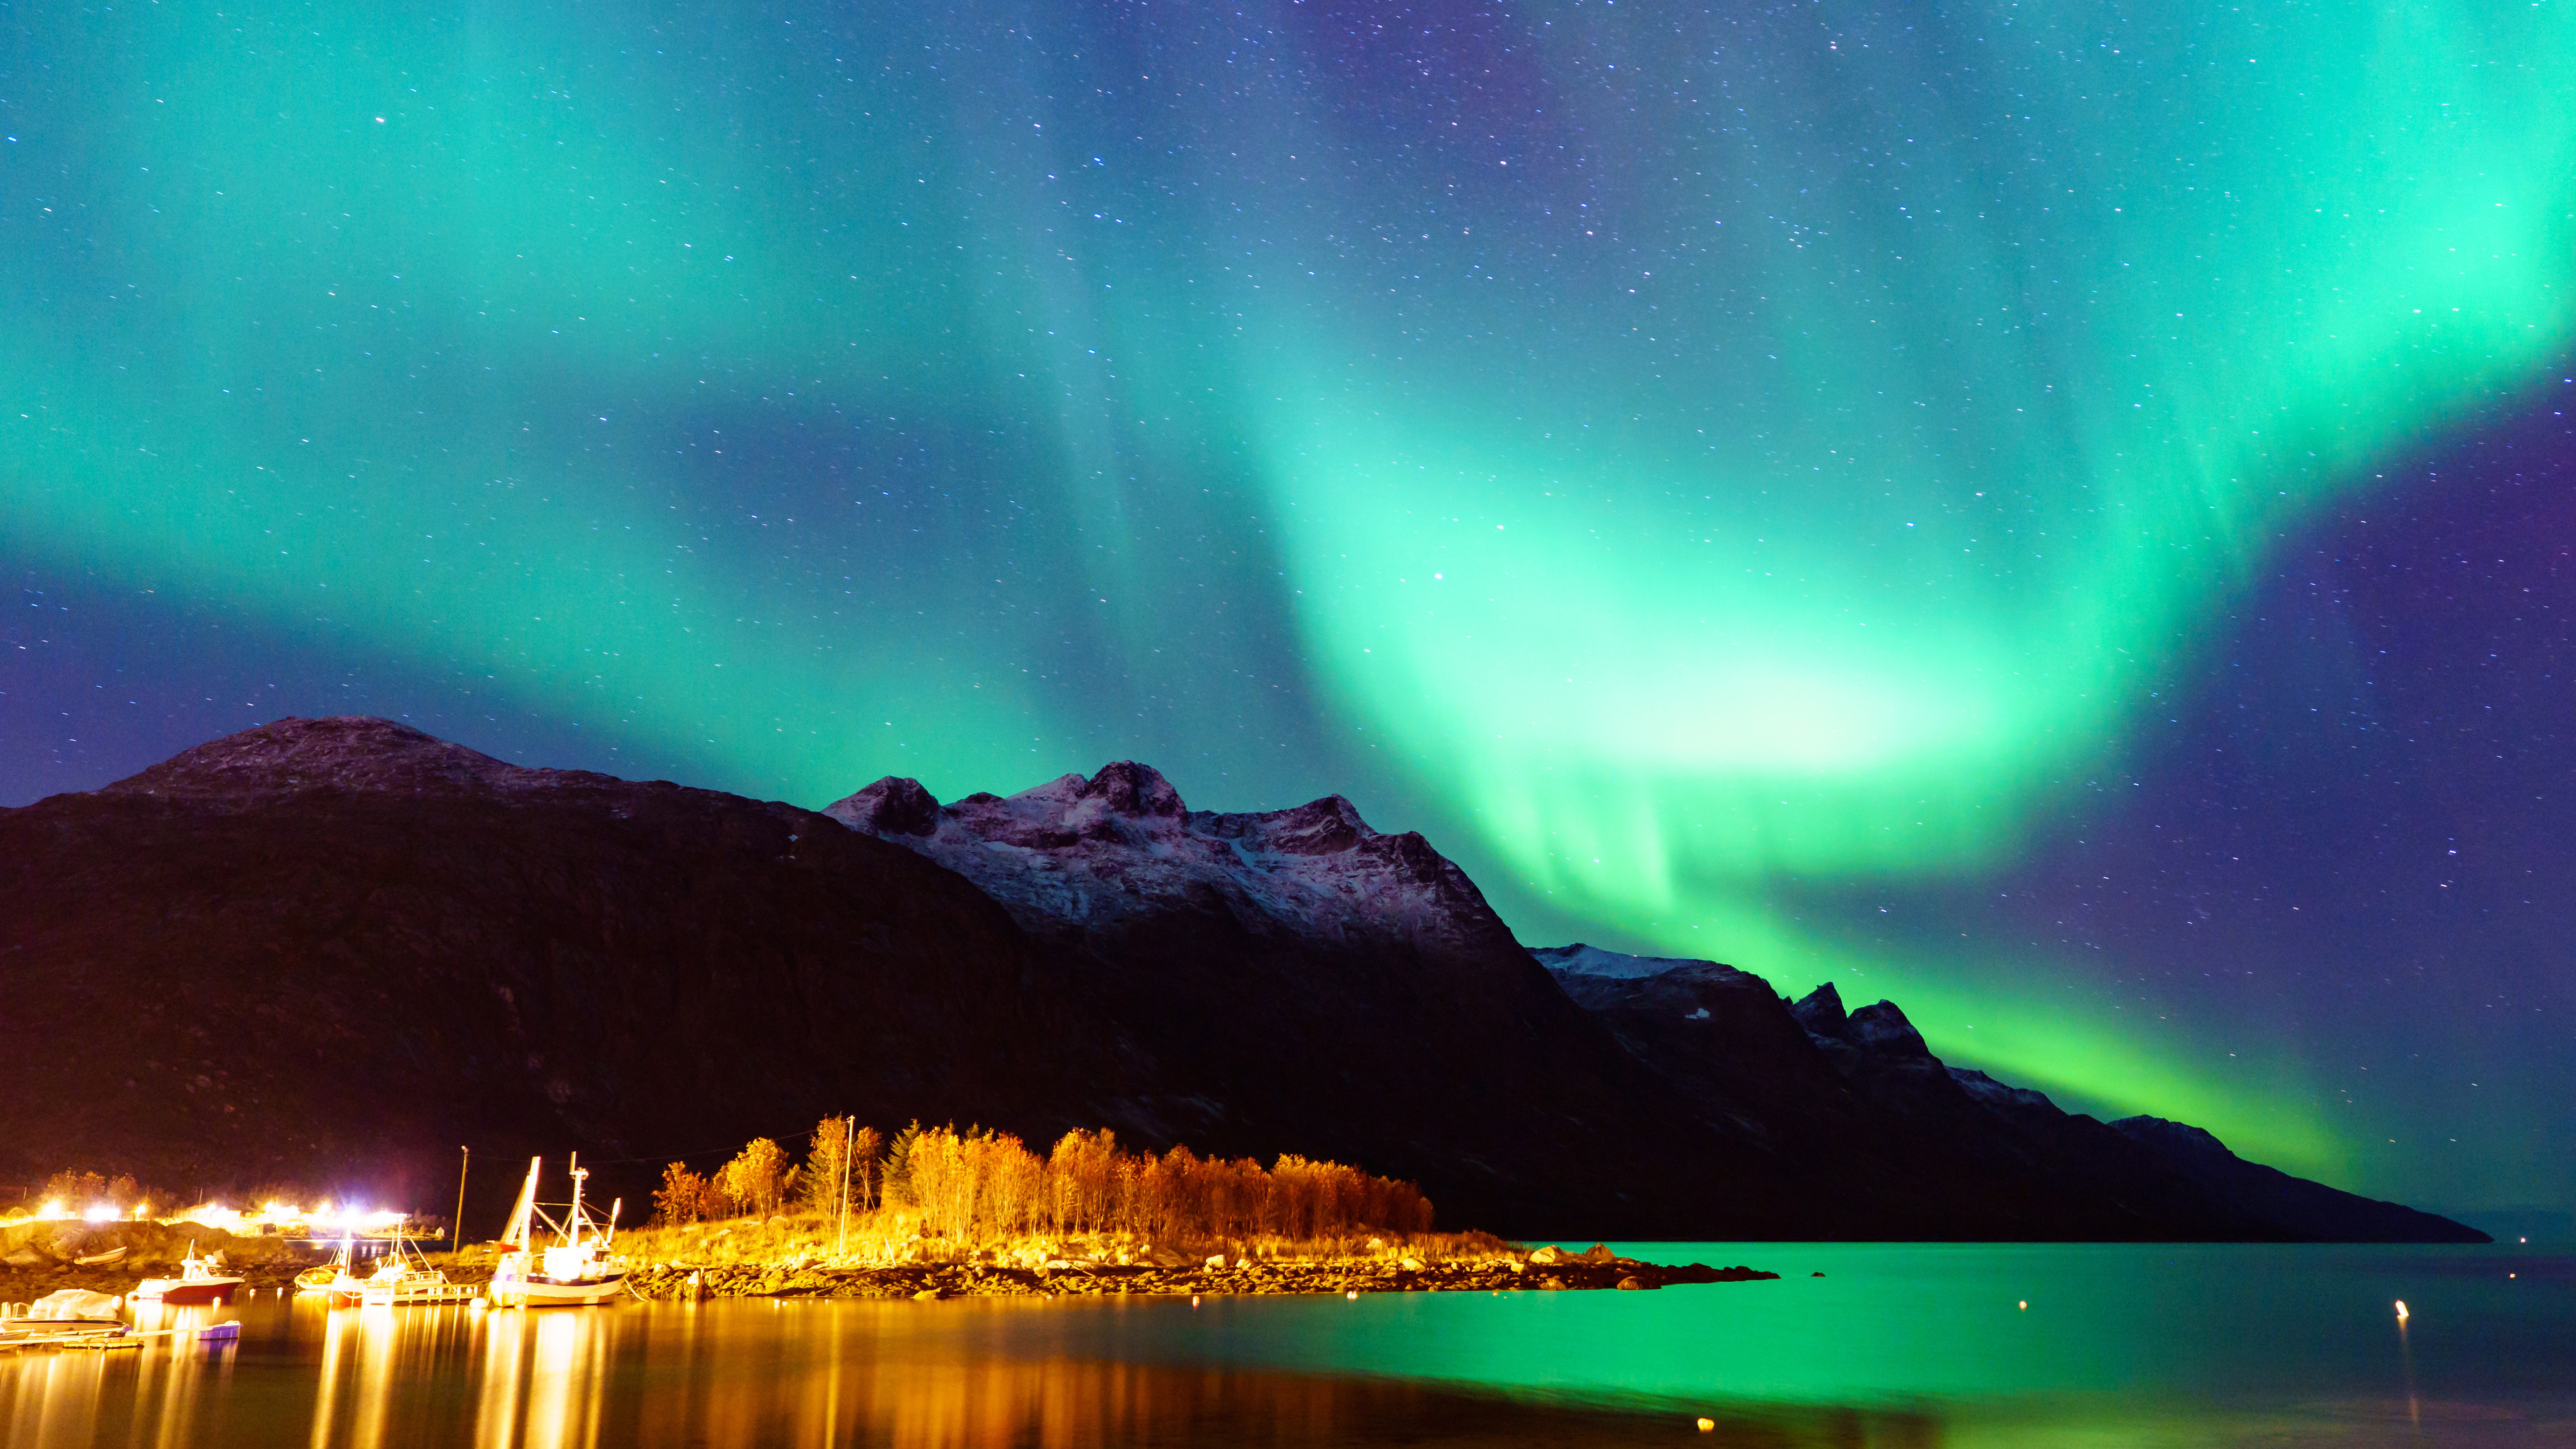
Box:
568 1152 586 1248
502 1158 541 1252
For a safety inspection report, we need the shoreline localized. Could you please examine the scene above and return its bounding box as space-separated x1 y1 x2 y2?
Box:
0 1255 1777 1306
625 1255 1777 1300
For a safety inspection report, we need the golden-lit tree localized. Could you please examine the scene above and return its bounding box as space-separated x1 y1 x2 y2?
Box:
654 1162 711 1226
881 1122 924 1209
1045 1129 1119 1233
848 1125 884 1210
717 1137 790 1218
40 1170 108 1211
799 1117 858 1218
850 1125 1429 1243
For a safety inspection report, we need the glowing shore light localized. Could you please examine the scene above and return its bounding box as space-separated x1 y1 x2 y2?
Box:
82 1204 116 1223
37 1199 65 1220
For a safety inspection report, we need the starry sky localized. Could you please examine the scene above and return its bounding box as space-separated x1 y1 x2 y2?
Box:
4 1 2571 1217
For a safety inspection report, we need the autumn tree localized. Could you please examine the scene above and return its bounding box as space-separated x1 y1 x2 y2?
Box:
847 1125 883 1210
800 1117 855 1218
717 1137 790 1218
40 1170 108 1211
739 1117 1431 1243
1046 1128 1119 1233
881 1122 924 1209
654 1162 711 1226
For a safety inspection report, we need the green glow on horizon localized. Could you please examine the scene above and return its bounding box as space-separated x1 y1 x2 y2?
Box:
4 0 2571 1192
1614 900 2344 1179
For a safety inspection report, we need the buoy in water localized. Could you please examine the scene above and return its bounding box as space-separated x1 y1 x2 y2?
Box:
2018 1300 2028 1310
1696 1417 1716 1432
2395 1300 2409 1321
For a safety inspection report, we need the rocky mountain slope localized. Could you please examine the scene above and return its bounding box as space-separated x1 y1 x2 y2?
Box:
1541 948 2481 1242
0 719 1150 1224
1 719 2482 1241
824 764 1826 1236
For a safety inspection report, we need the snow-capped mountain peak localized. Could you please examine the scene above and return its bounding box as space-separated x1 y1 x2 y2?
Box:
826 763 1506 951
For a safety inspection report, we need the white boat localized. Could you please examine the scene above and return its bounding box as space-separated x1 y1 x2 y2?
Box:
0 1290 127 1345
294 1240 355 1294
353 1236 481 1306
131 1243 245 1305
299 1236 478 1306
487 1155 628 1307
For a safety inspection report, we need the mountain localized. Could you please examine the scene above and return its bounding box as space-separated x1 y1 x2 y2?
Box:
0 719 2483 1242
1540 946 2483 1243
0 718 1148 1223
823 764 1827 1236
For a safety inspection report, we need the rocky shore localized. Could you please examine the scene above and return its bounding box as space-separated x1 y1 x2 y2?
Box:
1 1223 1776 1307
0 1220 319 1301
625 1245 1777 1301
0 1259 314 1300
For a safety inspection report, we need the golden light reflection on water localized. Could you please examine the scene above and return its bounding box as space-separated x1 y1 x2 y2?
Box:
7 1298 1932 1448
3 1294 2566 1449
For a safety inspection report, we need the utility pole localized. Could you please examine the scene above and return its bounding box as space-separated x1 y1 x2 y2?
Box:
837 1116 854 1257
452 1146 471 1259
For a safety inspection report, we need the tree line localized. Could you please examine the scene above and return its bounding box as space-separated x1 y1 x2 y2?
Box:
652 1121 1434 1242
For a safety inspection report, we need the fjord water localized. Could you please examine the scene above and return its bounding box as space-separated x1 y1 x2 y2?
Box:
5 1244 2569 1447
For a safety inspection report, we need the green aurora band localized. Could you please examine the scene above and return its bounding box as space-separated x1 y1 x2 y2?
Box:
5 2 2571 1186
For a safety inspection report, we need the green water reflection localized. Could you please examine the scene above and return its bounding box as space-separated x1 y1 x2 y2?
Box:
3 1245 2569 1447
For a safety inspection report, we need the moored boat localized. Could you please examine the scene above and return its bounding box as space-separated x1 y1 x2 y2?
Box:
131 1244 244 1305
0 1289 128 1344
296 1237 358 1296
353 1236 480 1306
487 1155 628 1307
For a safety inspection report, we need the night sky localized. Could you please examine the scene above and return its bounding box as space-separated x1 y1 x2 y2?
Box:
4 2 2570 1217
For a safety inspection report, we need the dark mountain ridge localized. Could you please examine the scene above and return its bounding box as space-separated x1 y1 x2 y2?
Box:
0 718 2480 1242
1538 950 2476 1243
0 718 1151 1225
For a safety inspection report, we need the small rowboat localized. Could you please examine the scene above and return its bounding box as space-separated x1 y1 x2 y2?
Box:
72 1247 130 1267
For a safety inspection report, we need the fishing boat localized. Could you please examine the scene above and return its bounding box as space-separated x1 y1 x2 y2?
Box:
487 1155 628 1307
131 1243 244 1305
293 1240 353 1294
350 1236 481 1306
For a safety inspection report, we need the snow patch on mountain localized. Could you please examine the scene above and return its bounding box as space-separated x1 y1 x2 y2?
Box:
826 761 1511 950
1528 943 1757 981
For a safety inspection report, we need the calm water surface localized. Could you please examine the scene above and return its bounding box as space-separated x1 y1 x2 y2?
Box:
5 1243 2570 1447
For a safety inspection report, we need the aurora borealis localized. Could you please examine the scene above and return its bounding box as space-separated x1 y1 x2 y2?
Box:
5 1 2572 1216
